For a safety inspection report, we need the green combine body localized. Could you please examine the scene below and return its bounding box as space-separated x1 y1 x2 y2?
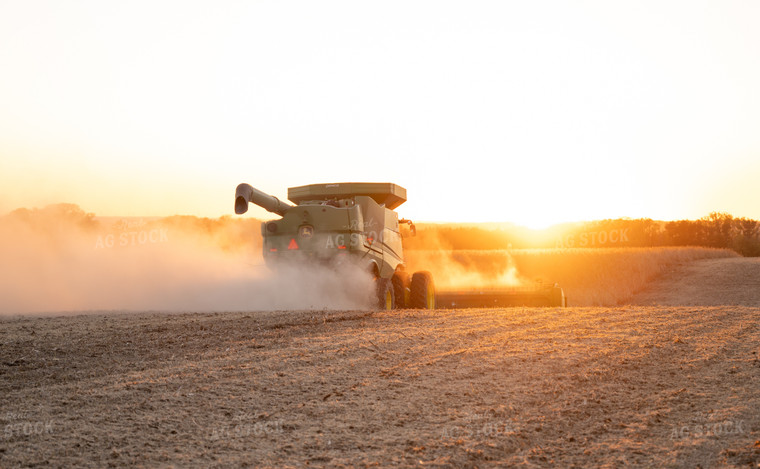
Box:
235 182 433 310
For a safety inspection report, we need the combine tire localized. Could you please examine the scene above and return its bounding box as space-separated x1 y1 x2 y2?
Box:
410 271 435 309
391 271 410 308
376 278 395 311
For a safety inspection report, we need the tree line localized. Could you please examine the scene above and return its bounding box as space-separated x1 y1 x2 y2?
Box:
403 213 760 256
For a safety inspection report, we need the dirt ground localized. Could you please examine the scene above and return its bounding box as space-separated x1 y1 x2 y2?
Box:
2 259 760 468
630 257 760 307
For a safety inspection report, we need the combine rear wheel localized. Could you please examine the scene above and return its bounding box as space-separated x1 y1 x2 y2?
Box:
391 271 410 309
410 271 435 309
376 278 395 310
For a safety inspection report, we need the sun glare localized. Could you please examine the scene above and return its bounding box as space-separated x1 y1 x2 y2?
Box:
0 2 758 223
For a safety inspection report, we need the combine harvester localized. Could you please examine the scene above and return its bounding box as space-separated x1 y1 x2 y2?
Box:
234 182 565 309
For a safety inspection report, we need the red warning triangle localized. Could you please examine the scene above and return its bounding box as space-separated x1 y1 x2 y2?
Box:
287 238 299 250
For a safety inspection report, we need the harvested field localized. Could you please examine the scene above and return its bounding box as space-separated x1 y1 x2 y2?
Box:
2 258 760 468
631 257 760 307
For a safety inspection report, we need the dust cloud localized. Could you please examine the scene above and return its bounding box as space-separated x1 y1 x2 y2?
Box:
402 230 525 290
0 204 374 315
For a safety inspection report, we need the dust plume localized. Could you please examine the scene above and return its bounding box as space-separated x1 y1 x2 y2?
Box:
402 230 525 290
0 204 374 315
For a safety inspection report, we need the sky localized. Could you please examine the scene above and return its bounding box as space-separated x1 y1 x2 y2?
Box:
1 1 758 229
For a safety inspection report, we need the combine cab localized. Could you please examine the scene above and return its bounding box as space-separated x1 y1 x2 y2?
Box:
234 182 564 310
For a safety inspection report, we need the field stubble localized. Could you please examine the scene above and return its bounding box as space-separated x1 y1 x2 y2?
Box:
1 305 759 468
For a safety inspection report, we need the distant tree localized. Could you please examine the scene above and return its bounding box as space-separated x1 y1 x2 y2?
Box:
732 217 760 256
665 220 700 246
6 203 99 231
701 212 734 248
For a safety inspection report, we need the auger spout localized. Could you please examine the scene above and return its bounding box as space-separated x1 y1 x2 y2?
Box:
234 183 294 216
